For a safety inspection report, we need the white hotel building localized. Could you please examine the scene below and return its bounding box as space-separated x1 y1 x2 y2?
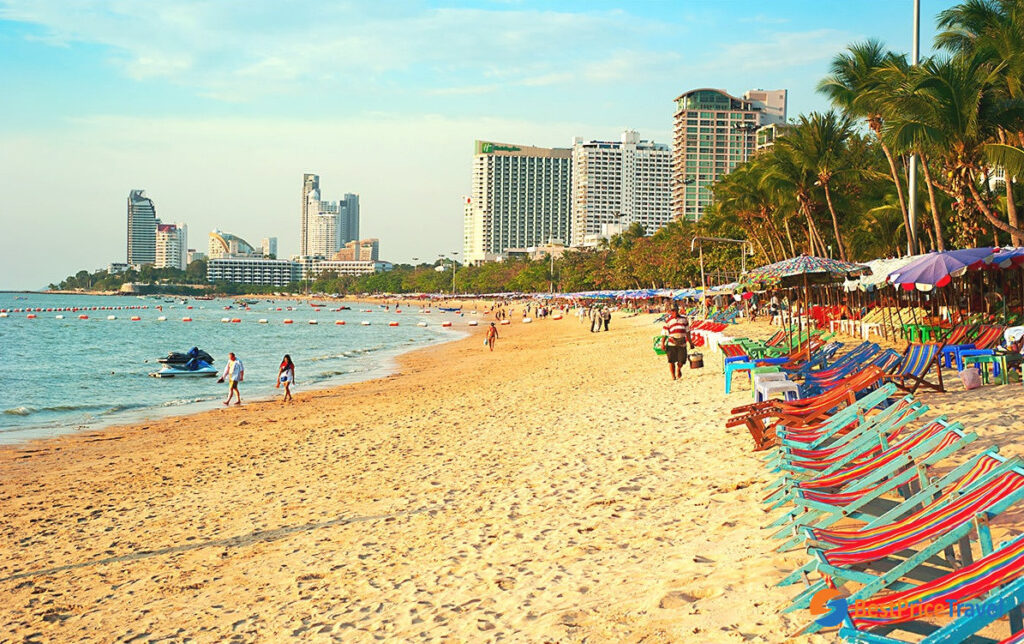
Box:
155 223 188 270
463 141 572 264
570 130 672 247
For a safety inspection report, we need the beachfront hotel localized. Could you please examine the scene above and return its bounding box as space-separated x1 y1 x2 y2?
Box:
154 223 188 271
300 173 360 257
672 88 787 221
570 130 672 247
206 257 301 287
463 140 572 264
126 189 158 265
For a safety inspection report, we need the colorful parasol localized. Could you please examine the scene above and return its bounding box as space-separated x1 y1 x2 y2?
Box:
887 247 996 291
745 255 871 287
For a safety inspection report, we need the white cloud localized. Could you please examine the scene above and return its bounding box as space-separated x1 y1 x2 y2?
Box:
0 1 679 101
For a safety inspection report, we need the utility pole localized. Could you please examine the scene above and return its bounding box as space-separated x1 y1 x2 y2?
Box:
907 0 921 254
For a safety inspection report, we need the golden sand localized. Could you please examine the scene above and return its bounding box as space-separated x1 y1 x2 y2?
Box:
1 311 1022 642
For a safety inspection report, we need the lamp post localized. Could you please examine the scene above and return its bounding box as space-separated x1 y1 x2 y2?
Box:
908 0 921 254
690 236 755 318
450 252 458 294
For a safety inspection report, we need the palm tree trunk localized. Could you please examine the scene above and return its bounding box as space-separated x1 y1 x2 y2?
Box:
821 183 848 261
967 174 1024 240
920 157 945 251
879 141 912 251
1006 175 1020 246
999 130 1021 245
782 216 796 256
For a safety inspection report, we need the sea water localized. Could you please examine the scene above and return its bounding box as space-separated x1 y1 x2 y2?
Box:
0 292 465 444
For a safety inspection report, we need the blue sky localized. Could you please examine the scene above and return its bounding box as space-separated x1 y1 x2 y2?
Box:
0 1 955 289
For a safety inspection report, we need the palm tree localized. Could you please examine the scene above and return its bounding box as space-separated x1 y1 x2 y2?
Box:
760 142 829 257
818 40 913 251
784 111 856 261
890 53 1024 245
937 0 1024 243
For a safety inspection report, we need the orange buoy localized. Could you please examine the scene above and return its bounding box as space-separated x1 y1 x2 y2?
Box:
182 317 192 322
231 318 241 323
389 321 399 326
335 320 345 325
130 316 141 321
78 314 89 319
283 319 293 324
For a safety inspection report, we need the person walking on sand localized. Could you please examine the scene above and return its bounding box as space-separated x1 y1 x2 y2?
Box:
276 354 295 402
661 308 692 381
486 322 499 351
601 308 611 332
218 352 244 405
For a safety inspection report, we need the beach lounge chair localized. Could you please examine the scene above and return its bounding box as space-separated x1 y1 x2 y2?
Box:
944 324 1005 370
833 533 1024 643
727 366 887 450
765 419 977 546
782 452 1024 621
887 342 944 394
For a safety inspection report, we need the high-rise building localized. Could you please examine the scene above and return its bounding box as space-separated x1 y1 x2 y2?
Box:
127 189 158 265
672 88 787 221
300 173 319 257
339 194 360 246
308 202 338 258
301 174 360 257
570 130 672 247
463 140 572 264
155 223 188 271
261 237 278 258
186 249 206 264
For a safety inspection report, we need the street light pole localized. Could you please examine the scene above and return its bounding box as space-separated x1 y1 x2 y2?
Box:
907 0 921 254
451 252 458 295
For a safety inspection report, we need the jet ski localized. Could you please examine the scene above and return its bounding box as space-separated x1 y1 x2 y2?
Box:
158 347 215 366
151 347 218 378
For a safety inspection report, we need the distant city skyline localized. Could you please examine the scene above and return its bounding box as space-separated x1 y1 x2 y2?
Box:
0 1 954 289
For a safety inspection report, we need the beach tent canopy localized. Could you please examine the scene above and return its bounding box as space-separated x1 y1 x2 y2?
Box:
887 247 996 291
843 255 925 292
744 255 870 288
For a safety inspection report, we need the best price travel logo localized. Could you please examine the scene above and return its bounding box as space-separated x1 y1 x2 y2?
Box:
809 588 849 627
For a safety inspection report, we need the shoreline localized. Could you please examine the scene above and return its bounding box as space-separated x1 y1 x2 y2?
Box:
0 318 471 448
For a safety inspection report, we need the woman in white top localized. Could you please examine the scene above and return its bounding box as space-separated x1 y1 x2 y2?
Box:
276 354 295 402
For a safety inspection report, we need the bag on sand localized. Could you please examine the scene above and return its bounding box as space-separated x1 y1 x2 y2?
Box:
959 367 982 391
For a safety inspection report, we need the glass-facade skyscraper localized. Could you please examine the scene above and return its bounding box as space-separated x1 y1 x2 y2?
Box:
127 189 157 265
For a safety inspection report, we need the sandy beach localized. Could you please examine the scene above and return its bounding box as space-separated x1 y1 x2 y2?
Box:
2 309 1023 642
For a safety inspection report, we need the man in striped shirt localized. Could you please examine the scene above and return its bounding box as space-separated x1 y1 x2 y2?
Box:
661 308 692 380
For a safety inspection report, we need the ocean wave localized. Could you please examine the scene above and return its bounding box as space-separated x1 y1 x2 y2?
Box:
4 403 109 416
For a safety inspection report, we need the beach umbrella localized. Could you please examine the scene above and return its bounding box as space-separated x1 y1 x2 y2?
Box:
982 247 1024 269
745 255 870 287
887 247 996 291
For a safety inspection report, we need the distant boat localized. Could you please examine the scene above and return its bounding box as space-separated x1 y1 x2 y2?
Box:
310 302 327 307
438 307 461 312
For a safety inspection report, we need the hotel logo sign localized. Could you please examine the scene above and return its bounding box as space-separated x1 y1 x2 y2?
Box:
478 141 522 154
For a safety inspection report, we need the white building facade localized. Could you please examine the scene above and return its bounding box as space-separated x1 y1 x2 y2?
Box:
570 130 671 246
463 140 572 264
155 223 188 270
207 257 301 286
